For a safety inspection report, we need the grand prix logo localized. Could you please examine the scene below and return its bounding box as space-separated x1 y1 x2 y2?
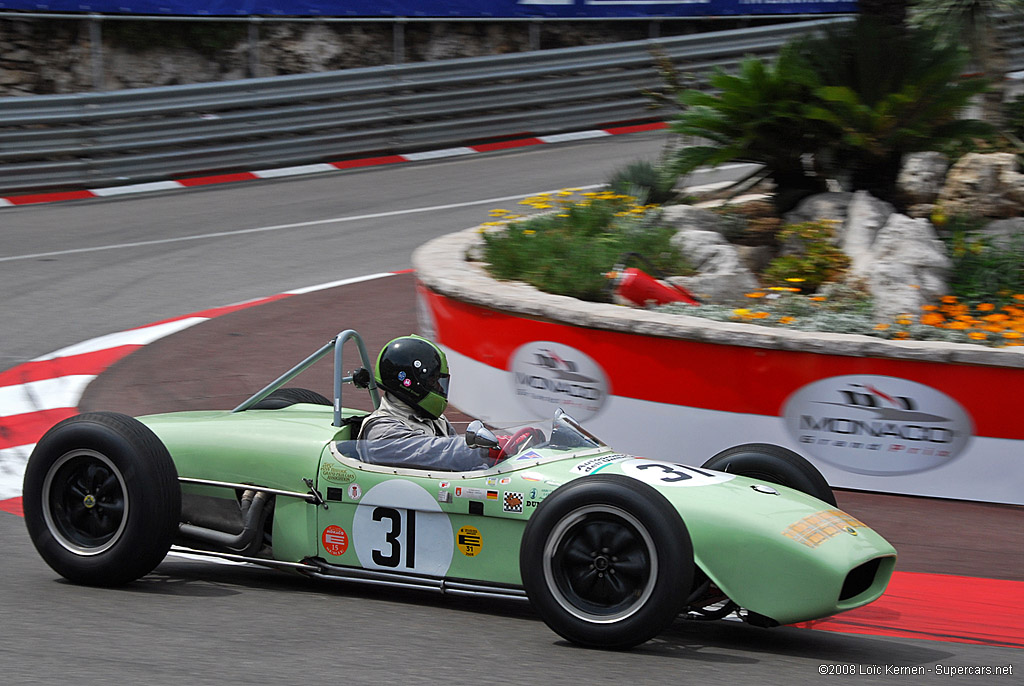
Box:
783 375 973 475
509 341 609 420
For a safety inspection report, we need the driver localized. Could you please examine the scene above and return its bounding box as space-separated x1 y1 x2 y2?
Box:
357 335 535 471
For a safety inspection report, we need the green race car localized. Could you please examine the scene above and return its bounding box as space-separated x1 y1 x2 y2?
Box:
23 330 896 649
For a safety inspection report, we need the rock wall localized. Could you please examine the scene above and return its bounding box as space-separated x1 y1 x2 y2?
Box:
0 16 758 96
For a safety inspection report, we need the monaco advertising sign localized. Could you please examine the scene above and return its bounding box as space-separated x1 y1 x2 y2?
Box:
782 375 974 476
510 341 609 420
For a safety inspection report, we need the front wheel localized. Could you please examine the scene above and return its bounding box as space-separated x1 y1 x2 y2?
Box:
520 475 693 649
701 443 836 506
23 412 181 586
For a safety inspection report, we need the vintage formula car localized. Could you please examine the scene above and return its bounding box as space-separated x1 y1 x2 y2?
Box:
23 330 896 649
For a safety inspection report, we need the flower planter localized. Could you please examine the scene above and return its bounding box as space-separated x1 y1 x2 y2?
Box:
414 228 1024 506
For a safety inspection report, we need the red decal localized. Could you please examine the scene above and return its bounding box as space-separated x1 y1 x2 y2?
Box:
321 525 349 556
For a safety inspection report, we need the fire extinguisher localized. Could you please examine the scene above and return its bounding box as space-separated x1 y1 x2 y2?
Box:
605 253 700 307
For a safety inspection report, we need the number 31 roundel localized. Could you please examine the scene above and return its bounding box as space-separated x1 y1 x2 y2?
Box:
352 480 455 576
620 459 735 487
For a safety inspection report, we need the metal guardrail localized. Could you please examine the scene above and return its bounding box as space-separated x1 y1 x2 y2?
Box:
0 15 1021 195
0 18 851 194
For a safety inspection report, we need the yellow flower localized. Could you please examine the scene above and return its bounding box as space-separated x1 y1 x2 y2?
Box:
522 229 536 236
785 278 806 283
732 308 751 317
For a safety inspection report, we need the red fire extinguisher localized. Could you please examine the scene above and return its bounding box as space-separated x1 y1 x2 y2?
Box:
606 267 700 307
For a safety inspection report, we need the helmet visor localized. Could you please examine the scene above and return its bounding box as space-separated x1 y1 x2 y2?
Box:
434 373 450 399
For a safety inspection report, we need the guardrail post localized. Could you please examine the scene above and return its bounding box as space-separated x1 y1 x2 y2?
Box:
394 19 405 64
89 14 103 91
649 20 661 39
248 17 261 78
529 21 540 51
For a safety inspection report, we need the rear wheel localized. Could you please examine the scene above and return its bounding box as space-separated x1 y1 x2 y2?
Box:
701 443 836 506
520 475 693 649
252 387 331 409
23 412 181 586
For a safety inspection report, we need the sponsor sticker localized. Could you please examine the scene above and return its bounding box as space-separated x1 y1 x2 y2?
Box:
454 486 498 501
509 341 609 420
437 490 452 504
347 483 362 501
503 492 524 514
322 525 349 556
515 450 544 462
571 453 629 475
782 510 866 548
782 374 974 475
457 525 483 557
320 462 357 484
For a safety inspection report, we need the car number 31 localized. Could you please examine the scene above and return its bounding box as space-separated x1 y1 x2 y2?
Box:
351 480 455 576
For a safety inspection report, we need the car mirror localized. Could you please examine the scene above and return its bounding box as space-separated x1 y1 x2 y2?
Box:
465 420 499 450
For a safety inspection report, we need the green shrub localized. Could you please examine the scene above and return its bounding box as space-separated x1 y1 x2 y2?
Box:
761 220 850 291
606 160 679 205
481 192 691 302
942 215 1024 304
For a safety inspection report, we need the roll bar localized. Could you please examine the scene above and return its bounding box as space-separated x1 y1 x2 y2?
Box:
231 329 381 427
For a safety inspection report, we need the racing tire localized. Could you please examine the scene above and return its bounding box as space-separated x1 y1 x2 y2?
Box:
700 443 837 506
520 475 694 649
252 387 331 409
23 412 182 586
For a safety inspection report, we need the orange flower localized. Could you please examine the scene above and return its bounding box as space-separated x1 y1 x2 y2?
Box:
874 323 890 331
977 303 996 312
968 332 988 340
1003 331 1024 340
894 331 911 340
941 295 959 304
947 321 971 330
921 304 939 312
921 313 945 326
750 312 771 319
810 296 827 302
745 292 766 299
779 316 796 325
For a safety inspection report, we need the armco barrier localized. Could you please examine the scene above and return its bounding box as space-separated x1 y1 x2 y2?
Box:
0 18 851 194
413 228 1024 506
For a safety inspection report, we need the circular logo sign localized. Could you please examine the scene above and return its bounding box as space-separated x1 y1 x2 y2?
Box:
782 374 973 475
509 341 609 420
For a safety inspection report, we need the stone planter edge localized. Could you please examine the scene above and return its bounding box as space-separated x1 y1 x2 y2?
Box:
413 228 1024 370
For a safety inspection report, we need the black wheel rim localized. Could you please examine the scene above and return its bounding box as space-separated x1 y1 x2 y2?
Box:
42 450 129 555
543 505 656 622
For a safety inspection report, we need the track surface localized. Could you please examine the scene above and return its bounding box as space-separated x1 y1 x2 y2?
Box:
1 134 1021 685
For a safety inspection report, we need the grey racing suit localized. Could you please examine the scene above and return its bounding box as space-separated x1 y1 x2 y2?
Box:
355 393 490 471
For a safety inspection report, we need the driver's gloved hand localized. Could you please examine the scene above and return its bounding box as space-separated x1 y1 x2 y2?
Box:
488 435 513 461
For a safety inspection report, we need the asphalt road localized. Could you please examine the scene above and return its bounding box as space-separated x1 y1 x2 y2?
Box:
1 133 1020 685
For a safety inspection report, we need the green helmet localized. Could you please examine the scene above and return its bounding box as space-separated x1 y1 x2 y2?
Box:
374 335 450 419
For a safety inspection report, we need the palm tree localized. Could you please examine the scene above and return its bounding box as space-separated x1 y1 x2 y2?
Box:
910 0 1024 124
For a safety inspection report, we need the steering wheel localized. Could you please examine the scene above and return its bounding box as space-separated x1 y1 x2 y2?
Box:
497 427 545 461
